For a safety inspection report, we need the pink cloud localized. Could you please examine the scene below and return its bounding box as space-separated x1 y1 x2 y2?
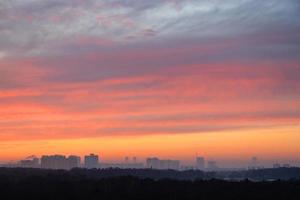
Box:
1 55 299 141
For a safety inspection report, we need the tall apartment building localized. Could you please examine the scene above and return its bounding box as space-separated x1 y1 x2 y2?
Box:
84 153 99 169
196 157 205 170
41 155 81 170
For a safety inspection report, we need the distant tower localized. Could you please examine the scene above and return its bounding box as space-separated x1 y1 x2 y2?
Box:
132 157 137 163
196 157 205 170
84 154 99 169
125 156 129 163
250 156 258 169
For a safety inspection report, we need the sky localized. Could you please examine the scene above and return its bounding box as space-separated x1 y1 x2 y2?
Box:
0 0 300 167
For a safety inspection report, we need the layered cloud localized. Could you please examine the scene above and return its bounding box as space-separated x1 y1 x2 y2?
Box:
0 0 299 141
1 0 299 56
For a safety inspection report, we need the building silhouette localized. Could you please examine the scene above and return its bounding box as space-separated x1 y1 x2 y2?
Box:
41 155 68 169
248 156 259 169
132 157 137 163
68 155 81 169
146 157 180 170
125 156 129 163
41 155 81 170
84 153 99 169
19 158 39 168
196 157 205 170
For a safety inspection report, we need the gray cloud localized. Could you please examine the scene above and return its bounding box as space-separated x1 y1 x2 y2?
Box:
0 0 299 57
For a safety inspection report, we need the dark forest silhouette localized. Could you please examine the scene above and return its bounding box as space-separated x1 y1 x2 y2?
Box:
0 168 300 200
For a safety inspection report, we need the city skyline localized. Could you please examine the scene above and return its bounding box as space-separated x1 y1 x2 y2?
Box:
0 0 300 166
1 129 300 167
1 152 298 169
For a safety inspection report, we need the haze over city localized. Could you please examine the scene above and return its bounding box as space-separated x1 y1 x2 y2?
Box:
0 0 300 169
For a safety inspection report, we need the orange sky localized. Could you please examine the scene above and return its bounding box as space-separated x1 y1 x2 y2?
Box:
1 58 300 167
1 125 300 167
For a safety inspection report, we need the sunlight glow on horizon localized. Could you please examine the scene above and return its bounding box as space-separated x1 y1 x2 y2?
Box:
1 125 300 167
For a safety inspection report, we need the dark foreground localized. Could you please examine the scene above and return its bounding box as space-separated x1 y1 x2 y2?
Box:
0 168 300 200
